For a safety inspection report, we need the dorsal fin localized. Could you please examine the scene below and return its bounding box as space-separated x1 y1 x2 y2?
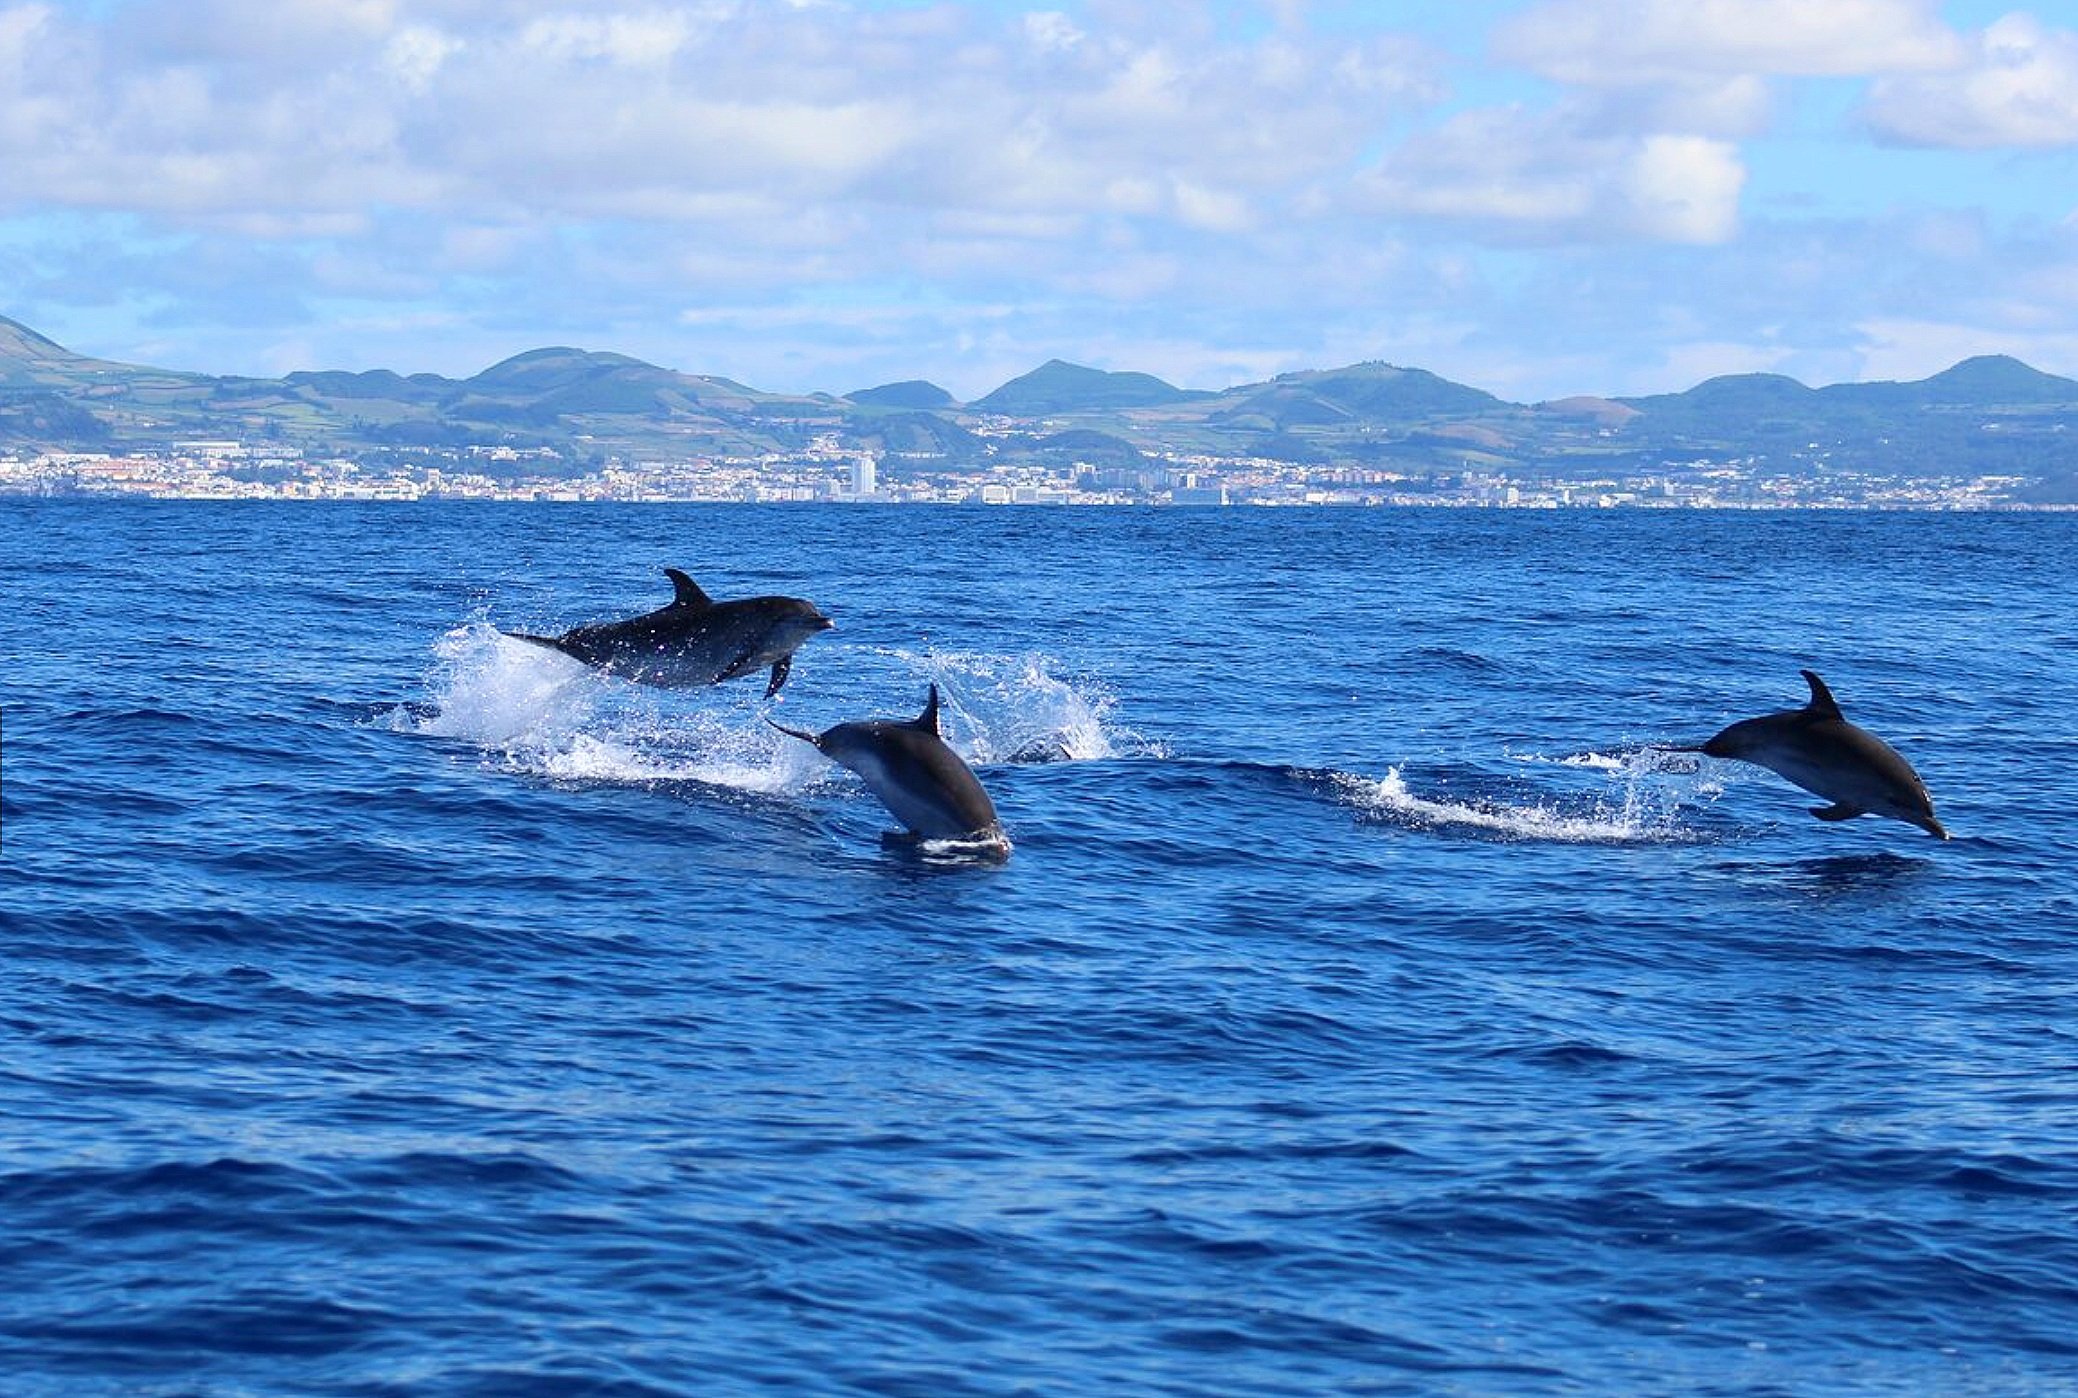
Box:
910 683 942 736
663 568 713 610
1800 669 1843 719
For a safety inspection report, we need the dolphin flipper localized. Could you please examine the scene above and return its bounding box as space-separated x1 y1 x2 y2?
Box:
1811 803 1865 822
712 640 768 686
765 655 792 698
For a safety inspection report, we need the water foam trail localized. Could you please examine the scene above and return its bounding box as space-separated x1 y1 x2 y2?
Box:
1511 745 1704 776
1330 750 1723 845
885 830 1016 865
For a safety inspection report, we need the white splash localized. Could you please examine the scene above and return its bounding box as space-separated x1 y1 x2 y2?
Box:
1549 751 1628 771
1333 757 1720 846
878 647 1162 763
399 624 597 746
1511 746 1704 776
377 623 802 790
380 624 1144 800
896 829 1016 864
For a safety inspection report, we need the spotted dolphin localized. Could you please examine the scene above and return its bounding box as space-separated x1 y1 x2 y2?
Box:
1685 669 1948 839
769 684 1010 855
506 568 831 697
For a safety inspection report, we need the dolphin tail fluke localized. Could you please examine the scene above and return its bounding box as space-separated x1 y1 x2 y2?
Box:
764 715 821 747
502 630 568 652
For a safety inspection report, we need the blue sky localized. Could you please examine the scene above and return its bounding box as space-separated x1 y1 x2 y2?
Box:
4 0 2077 402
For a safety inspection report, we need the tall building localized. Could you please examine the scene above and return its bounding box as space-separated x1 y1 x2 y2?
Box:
853 453 878 497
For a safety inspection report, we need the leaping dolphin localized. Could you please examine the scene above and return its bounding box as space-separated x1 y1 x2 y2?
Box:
505 568 832 697
1683 669 1948 839
769 684 1011 856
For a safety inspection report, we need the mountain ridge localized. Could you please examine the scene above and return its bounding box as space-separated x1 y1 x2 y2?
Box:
11 313 2078 422
6 314 2078 496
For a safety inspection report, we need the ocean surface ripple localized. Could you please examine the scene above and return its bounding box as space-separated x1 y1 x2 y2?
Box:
4 502 2077 1394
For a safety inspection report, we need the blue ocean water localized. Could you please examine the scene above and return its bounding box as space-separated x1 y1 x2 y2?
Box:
3 500 2076 1395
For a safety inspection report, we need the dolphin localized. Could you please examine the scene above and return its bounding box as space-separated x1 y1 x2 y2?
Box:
1683 669 1948 839
505 568 831 697
768 684 1011 855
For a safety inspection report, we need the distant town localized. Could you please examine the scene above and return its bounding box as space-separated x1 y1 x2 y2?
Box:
0 437 2049 510
7 313 2078 507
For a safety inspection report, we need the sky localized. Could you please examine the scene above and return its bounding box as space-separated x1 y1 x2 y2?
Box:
4 0 2078 403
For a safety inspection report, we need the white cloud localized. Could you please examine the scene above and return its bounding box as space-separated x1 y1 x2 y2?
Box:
384 25 460 92
0 2 48 55
1023 11 1084 53
1357 106 1746 244
1623 134 1746 243
0 5 66 156
1865 13 2078 148
1170 179 1254 233
0 0 1442 241
9 0 2077 403
1496 0 1963 85
518 11 693 66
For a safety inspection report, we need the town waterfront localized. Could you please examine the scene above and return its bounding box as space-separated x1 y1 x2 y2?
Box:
2 439 2043 508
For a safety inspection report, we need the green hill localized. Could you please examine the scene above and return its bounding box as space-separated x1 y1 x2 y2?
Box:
1829 355 2078 408
284 369 452 403
0 314 192 393
971 360 1204 414
846 380 955 409
1205 363 1504 436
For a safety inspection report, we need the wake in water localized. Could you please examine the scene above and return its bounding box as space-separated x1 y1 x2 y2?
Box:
1518 745 1703 776
1324 746 1727 845
378 622 1141 799
881 829 1017 865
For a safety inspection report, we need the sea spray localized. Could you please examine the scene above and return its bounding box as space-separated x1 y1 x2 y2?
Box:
392 624 1149 801
878 647 1165 762
1331 745 1726 845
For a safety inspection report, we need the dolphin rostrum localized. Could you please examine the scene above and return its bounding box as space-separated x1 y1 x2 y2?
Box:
769 684 1011 855
1685 669 1948 839
505 568 831 697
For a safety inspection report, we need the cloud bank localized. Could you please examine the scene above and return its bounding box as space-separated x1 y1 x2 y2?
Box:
2 0 2076 401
